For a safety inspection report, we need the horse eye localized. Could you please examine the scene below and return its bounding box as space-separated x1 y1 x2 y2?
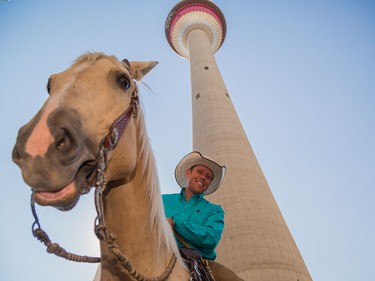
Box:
117 75 131 90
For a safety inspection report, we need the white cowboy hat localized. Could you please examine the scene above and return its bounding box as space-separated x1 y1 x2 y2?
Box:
174 151 226 195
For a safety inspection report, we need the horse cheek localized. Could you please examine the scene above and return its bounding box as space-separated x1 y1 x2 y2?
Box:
106 127 138 181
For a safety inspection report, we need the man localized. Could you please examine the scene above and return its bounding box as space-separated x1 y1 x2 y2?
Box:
163 151 244 281
162 151 226 260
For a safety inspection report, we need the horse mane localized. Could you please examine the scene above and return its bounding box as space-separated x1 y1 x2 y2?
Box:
135 109 181 259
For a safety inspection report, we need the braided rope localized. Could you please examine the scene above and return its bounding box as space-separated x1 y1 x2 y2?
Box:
33 227 100 263
31 195 100 263
95 213 177 281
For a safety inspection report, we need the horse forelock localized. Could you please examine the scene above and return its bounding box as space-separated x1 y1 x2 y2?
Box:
135 110 181 262
73 52 124 70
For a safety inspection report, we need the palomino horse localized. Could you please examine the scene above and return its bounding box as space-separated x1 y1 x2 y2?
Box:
12 53 243 281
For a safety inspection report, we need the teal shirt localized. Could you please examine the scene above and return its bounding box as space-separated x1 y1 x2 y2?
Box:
162 189 224 260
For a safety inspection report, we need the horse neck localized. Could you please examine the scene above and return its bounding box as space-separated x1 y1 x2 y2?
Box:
99 144 178 279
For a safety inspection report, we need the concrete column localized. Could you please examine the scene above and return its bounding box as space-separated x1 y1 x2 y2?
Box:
187 28 312 281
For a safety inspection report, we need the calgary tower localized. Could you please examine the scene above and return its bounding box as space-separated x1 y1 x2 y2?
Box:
165 1 312 280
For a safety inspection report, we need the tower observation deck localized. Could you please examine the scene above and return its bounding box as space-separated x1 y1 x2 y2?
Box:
165 0 226 59
165 1 312 280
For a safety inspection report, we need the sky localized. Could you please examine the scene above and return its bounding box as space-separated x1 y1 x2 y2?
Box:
0 0 374 280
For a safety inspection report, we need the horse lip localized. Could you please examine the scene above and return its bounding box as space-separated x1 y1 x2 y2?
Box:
33 159 97 209
34 182 77 207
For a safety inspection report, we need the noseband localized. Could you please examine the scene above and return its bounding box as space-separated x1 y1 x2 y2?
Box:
30 79 177 281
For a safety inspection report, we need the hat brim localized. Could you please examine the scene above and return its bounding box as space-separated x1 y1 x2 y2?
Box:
175 151 226 195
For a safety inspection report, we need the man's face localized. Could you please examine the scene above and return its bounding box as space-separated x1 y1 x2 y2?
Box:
185 165 213 195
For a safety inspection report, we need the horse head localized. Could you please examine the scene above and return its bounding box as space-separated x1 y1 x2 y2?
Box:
12 53 158 211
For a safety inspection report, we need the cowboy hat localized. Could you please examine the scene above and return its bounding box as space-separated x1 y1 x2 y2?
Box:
175 151 226 195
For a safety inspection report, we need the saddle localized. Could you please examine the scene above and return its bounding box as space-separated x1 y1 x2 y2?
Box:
178 247 215 281
173 229 216 281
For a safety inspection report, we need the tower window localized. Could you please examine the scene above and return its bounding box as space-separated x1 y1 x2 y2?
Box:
196 93 200 99
204 66 209 70
225 92 230 98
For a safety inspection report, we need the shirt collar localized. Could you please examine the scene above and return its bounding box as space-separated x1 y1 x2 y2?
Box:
180 188 204 203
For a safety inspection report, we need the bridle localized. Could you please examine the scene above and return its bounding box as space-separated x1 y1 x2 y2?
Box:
30 78 177 281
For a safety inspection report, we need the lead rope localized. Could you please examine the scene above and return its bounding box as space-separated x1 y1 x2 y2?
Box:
31 194 100 263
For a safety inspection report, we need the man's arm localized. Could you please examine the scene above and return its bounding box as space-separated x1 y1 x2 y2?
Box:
173 206 224 254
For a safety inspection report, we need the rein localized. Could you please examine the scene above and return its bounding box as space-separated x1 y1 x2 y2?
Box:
30 82 177 281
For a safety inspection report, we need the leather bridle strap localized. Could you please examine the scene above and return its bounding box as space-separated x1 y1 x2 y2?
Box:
101 87 139 151
94 84 139 225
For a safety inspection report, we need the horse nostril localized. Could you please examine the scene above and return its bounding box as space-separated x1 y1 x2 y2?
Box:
56 136 69 151
55 128 74 152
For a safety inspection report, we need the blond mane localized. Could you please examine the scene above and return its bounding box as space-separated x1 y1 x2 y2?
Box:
134 109 181 259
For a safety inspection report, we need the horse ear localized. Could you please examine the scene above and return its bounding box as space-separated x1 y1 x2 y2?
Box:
127 61 159 81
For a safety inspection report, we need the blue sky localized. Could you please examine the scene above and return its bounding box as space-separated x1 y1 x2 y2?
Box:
1 0 374 280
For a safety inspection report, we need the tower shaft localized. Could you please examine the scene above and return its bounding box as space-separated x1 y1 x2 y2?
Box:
188 25 312 281
166 1 312 280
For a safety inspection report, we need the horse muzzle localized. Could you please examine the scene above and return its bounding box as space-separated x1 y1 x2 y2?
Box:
12 108 97 210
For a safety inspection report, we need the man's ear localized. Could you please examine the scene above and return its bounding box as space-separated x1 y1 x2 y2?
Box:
185 168 191 178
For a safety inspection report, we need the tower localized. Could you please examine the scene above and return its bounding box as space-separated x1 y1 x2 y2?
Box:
165 1 312 280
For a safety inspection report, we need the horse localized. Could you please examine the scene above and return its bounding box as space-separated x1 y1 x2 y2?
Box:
12 52 190 280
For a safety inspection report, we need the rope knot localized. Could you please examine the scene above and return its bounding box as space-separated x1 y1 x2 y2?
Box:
33 228 50 243
47 243 63 254
95 224 107 240
109 232 117 241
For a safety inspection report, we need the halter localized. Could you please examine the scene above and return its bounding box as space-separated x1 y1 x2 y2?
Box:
30 80 177 281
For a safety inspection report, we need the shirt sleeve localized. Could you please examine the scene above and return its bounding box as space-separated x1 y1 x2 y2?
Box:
173 205 224 256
